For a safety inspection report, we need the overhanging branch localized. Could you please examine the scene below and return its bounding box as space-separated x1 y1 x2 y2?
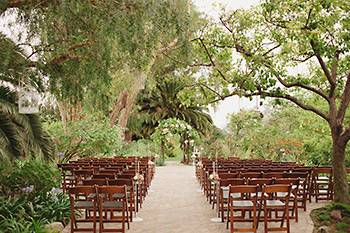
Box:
209 90 329 121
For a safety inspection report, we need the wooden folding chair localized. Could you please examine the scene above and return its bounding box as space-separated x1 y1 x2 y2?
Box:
260 185 292 233
228 185 259 233
284 172 310 211
69 186 98 233
108 179 134 222
312 167 333 202
217 178 246 222
274 178 300 222
98 185 128 233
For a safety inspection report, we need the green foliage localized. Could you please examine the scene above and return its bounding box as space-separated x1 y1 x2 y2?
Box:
0 86 54 162
225 101 350 165
151 118 200 163
317 212 331 222
0 158 69 233
312 203 350 233
0 159 60 197
128 77 213 139
5 0 195 105
121 139 160 157
151 118 200 145
199 127 232 158
0 192 71 233
328 203 350 218
45 115 124 159
336 222 349 232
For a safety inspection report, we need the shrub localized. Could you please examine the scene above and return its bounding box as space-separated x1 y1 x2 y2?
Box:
317 212 331 222
0 191 71 232
0 159 60 197
336 222 349 232
45 115 124 159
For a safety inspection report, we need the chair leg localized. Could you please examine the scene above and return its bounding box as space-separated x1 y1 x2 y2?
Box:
70 214 74 233
230 207 234 233
122 205 126 233
99 207 103 233
286 206 290 233
264 206 268 233
253 205 257 233
93 207 96 233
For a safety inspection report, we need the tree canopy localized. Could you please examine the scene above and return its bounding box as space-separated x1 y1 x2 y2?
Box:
192 0 350 203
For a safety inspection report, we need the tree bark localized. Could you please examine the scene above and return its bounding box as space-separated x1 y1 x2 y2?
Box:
109 91 128 127
57 101 68 134
331 134 350 203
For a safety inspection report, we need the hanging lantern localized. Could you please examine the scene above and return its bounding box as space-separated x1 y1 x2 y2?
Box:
18 85 40 114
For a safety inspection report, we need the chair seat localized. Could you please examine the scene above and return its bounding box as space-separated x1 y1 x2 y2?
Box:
318 190 331 194
65 176 75 180
318 176 330 180
232 200 254 207
87 193 97 199
276 192 295 198
102 201 123 208
265 200 285 207
222 186 229 191
222 189 241 199
113 193 128 198
75 201 94 208
316 180 329 184
251 192 269 198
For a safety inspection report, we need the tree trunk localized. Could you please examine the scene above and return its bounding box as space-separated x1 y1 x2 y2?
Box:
117 71 146 129
57 101 68 134
109 91 128 127
332 136 350 203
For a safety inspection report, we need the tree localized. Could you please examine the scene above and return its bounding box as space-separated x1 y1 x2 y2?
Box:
194 0 350 203
127 77 213 139
1 1 196 132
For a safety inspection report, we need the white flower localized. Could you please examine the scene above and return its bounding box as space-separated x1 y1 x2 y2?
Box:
51 187 63 194
22 185 34 193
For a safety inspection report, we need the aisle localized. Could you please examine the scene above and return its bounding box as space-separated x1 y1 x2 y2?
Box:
129 163 320 233
128 162 225 233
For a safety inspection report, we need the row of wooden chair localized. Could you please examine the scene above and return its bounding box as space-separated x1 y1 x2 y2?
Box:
195 158 342 233
58 156 155 233
215 177 303 225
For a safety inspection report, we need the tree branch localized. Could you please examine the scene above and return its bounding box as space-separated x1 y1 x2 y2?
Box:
275 75 329 102
311 40 336 95
199 38 230 82
337 72 350 123
209 90 329 121
342 125 350 142
49 54 81 65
